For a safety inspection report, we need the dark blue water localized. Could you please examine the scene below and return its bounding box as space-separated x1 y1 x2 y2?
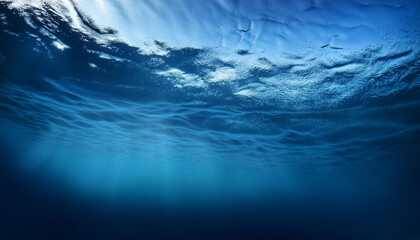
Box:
1 1 419 239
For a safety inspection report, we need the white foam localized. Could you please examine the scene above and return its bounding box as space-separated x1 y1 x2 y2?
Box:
52 40 69 50
157 68 205 88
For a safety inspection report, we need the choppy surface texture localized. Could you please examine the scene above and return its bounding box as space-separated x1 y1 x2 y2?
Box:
0 0 419 239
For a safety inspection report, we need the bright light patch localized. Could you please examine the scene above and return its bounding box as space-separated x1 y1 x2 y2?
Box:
52 40 69 50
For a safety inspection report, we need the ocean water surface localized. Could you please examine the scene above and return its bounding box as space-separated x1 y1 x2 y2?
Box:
0 0 419 239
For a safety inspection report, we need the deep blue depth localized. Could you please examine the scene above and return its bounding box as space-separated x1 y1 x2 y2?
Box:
1 1 420 239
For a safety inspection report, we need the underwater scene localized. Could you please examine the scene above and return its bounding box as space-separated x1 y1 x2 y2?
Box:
0 0 419 239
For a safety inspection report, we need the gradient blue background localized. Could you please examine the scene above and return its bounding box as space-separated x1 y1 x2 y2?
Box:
1 0 419 239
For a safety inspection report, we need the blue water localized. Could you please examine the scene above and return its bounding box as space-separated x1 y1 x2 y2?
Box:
1 0 419 239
